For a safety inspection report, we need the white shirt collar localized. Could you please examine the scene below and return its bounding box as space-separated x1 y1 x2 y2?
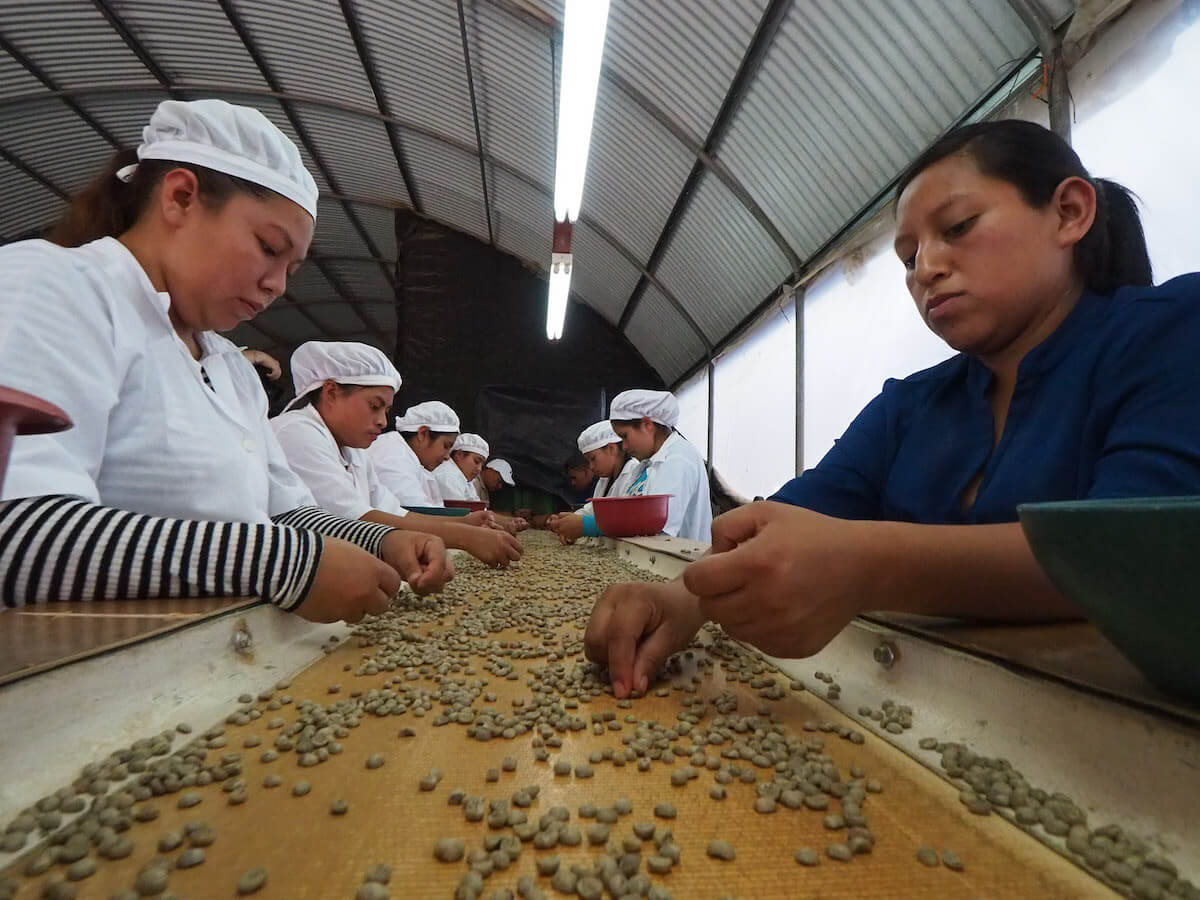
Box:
646 431 682 465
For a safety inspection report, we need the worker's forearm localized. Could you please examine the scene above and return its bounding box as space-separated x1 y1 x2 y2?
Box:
862 521 1080 622
364 510 474 551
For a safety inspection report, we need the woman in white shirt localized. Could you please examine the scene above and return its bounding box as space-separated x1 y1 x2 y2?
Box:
369 402 460 508
0 99 449 621
434 433 488 502
550 420 640 543
608 390 712 542
272 344 521 568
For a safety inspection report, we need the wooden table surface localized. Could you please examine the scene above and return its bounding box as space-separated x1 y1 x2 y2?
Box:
2 537 1114 899
0 598 257 686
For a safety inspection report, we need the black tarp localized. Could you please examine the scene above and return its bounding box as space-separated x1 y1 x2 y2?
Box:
475 385 603 504
393 210 663 496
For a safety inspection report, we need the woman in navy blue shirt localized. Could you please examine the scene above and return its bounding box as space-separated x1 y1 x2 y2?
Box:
584 120 1200 698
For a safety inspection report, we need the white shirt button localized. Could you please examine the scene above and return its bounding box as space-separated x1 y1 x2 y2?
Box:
242 438 255 452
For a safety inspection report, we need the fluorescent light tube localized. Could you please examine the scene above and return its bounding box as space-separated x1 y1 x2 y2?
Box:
553 0 611 222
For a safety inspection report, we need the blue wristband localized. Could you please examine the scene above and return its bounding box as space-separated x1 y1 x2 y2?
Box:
582 514 602 537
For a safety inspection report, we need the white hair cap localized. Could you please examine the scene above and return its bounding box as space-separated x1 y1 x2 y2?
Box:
610 389 679 429
285 341 401 411
486 459 515 486
451 433 489 458
578 420 620 454
117 99 319 220
395 401 460 433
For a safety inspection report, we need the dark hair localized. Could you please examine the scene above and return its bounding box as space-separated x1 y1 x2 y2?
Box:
563 451 590 474
48 147 272 248
295 383 363 410
401 429 457 445
611 419 673 440
895 120 1151 295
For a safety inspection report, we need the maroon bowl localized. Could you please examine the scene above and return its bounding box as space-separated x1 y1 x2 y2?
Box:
444 499 489 512
591 494 670 537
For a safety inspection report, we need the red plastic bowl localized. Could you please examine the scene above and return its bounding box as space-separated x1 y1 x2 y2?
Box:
444 499 489 512
591 494 670 537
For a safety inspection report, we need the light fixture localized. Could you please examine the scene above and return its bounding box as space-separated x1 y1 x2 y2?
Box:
547 260 571 341
547 0 610 341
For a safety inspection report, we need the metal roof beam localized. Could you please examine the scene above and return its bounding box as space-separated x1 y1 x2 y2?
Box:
669 48 1044 389
0 32 122 148
456 0 495 246
0 81 691 338
0 143 69 201
309 253 398 266
601 67 800 272
90 0 178 93
337 0 423 213
484 0 801 275
217 0 398 312
616 0 795 333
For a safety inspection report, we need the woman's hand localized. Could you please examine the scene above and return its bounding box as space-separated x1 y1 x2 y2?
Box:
682 501 871 658
463 509 496 528
379 530 454 595
584 578 706 698
241 348 282 380
294 536 402 623
549 513 584 545
465 528 523 568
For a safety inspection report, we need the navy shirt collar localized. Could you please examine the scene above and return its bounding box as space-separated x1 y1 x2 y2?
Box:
966 290 1106 395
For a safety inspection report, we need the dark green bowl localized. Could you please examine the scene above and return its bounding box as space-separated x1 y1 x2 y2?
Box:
1018 496 1200 700
406 506 469 517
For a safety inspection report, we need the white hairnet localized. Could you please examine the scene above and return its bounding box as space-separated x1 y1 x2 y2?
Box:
485 459 515 486
578 420 620 454
285 341 401 411
117 99 319 219
451 433 489 458
610 389 679 429
395 401 460 433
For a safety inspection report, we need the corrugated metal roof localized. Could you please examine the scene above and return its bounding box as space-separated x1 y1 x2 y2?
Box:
570 220 642 326
624 283 710 384
603 0 766 142
0 0 149 88
0 47 44 99
654 171 792 343
0 0 1080 380
351 204 398 261
491 167 552 274
289 104 410 206
400 129 489 242
310 199 372 258
107 0 269 89
232 1 378 109
0 156 62 239
718 0 1044 260
582 77 695 261
469 0 557 190
0 99 114 194
76 93 168 146
354 0 477 148
323 260 394 303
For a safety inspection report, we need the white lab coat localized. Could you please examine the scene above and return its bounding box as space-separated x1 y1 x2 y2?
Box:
368 432 444 507
271 405 408 520
433 459 479 502
580 457 640 517
0 238 314 522
627 432 712 542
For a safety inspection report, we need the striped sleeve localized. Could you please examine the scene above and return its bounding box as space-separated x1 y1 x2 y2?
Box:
269 506 394 556
0 496 322 611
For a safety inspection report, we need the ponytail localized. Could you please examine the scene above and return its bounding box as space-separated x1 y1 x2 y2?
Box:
47 148 143 247
47 148 273 248
1077 179 1152 295
895 120 1153 295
